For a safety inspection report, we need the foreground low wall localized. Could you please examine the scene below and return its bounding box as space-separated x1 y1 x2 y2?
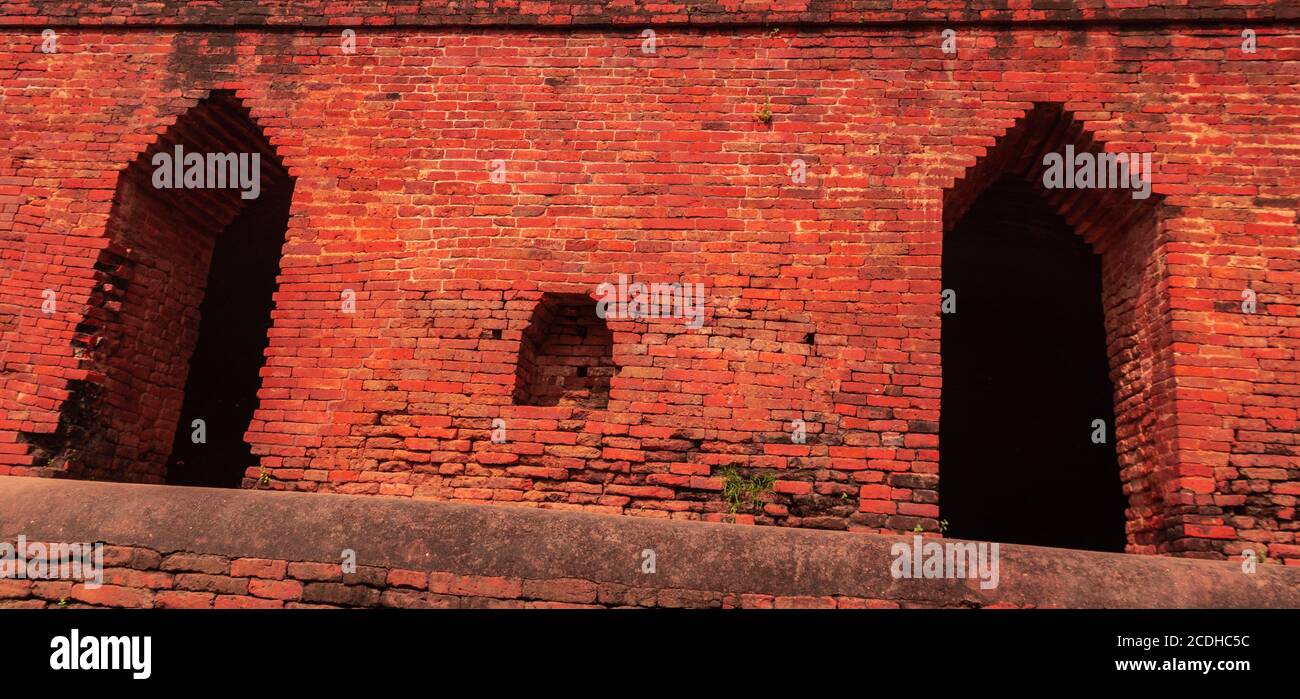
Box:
1 477 1297 609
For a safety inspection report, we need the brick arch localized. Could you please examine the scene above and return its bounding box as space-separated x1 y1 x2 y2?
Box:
101 87 298 187
19 90 295 484
204 84 303 180
939 102 1178 554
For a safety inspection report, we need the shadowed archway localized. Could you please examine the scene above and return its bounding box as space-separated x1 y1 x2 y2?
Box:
939 103 1166 553
25 91 294 487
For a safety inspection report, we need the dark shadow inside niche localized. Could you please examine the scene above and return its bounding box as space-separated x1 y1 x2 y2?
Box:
513 293 614 409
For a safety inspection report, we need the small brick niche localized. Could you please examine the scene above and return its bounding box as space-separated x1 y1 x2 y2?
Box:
512 293 615 409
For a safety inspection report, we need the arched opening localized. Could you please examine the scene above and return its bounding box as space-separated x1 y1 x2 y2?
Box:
33 91 293 487
513 293 614 409
939 104 1164 553
941 177 1127 551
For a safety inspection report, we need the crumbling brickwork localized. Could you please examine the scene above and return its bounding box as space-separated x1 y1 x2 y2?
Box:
0 1 1296 562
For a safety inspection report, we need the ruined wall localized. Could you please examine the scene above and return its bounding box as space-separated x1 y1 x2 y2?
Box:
0 1 1296 562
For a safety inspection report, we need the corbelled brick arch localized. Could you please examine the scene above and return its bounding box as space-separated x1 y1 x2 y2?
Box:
939 103 1174 554
15 90 295 485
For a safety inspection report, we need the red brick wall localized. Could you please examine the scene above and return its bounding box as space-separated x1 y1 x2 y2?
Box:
0 2 1296 561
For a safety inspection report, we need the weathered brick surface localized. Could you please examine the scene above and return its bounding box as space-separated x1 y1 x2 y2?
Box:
154 590 215 608
0 2 1295 564
0 579 30 598
287 562 342 582
2 1 1295 27
214 594 283 609
248 578 302 600
386 569 428 589
69 583 153 608
161 553 230 575
231 557 287 580
521 577 599 603
301 582 380 607
175 573 248 596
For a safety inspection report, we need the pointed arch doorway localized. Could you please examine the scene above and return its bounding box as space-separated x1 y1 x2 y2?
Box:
939 104 1165 553
50 91 294 486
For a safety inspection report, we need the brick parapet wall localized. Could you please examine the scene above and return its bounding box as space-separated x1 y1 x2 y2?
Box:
1 476 1298 609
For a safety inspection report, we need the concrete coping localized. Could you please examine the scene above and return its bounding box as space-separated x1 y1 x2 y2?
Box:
1 475 1298 608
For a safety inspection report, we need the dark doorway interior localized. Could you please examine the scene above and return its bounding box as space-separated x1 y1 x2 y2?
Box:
940 176 1127 552
165 187 291 487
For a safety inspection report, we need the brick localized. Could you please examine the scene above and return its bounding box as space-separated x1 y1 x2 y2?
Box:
428 572 522 599
161 553 230 575
101 546 162 570
386 569 429 590
103 568 173 590
774 595 837 609
287 562 342 582
655 589 722 609
596 583 657 607
0 579 31 599
70 584 153 608
30 581 74 601
231 558 287 580
175 574 249 595
215 595 284 609
0 599 48 609
380 590 459 609
301 583 380 607
521 578 599 604
154 591 215 609
249 579 303 601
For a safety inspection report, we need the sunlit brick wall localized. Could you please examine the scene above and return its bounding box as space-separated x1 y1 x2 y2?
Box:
0 1 1295 562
